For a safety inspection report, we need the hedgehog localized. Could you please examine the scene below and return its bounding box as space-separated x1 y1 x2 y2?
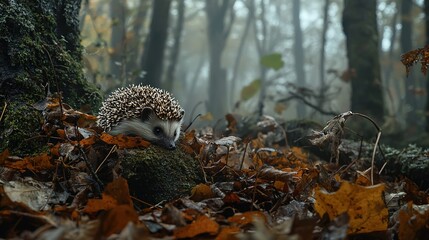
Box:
97 84 185 150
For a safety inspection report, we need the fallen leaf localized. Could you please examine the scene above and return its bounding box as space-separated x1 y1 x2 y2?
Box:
216 226 240 240
314 181 388 234
397 202 429 240
5 153 53 172
227 211 267 227
174 215 219 239
100 204 139 237
100 133 150 148
190 183 215 201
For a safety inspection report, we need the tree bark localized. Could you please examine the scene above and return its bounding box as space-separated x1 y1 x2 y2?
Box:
230 5 251 107
164 0 185 91
318 0 330 112
342 0 384 123
424 0 429 132
0 0 101 154
140 0 172 88
127 0 150 79
109 0 126 84
292 0 307 118
400 0 417 127
205 0 235 119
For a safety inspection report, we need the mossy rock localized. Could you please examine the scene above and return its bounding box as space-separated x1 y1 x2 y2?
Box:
120 145 203 205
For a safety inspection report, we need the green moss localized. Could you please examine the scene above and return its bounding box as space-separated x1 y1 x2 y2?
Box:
0 1 102 154
121 145 204 204
0 100 45 155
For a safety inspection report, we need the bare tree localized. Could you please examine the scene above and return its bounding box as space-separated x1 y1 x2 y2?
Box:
292 0 307 118
140 0 172 87
165 0 185 91
425 0 429 132
318 0 330 111
342 0 384 122
400 0 418 126
127 0 150 78
109 0 126 85
205 0 236 119
230 3 252 107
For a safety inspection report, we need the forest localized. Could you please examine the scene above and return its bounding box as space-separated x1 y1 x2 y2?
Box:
0 0 429 239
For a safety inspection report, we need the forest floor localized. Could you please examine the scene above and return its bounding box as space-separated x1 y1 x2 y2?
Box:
0 95 428 240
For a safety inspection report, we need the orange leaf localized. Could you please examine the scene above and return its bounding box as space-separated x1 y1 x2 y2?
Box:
100 133 150 148
397 202 429 240
79 135 97 147
174 215 219 239
84 194 118 214
0 149 9 164
314 181 388 234
104 177 133 206
56 129 66 139
100 204 139 237
190 183 215 201
83 178 132 214
5 153 53 172
216 226 240 240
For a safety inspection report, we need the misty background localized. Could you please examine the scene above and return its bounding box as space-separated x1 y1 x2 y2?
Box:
79 0 427 140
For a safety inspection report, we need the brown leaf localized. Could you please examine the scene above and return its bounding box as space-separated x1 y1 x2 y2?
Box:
314 181 388 234
5 153 53 172
83 178 132 214
100 204 139 237
216 226 240 240
100 133 150 148
174 215 219 239
0 149 9 164
397 202 429 240
190 183 215 201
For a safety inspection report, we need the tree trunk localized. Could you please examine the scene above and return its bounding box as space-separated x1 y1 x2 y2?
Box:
109 0 126 84
140 0 172 88
164 0 185 91
318 0 330 112
400 0 418 127
205 0 235 119
424 0 429 132
0 0 101 154
127 0 150 79
292 0 307 118
342 0 384 123
230 5 251 107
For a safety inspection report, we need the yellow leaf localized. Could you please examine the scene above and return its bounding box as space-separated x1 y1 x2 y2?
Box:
240 79 261 101
314 181 388 234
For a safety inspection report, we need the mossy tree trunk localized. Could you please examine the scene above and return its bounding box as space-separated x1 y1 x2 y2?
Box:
0 0 101 155
342 0 384 123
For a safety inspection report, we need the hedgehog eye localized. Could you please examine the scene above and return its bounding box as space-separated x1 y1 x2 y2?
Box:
153 126 163 136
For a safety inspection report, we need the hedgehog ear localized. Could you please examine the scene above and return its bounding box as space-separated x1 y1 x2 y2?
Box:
140 107 154 122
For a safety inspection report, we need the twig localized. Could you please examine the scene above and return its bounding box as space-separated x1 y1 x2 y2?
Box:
79 147 104 191
95 145 117 173
239 141 249 171
184 114 201 132
349 112 382 185
0 101 7 123
280 92 338 116
371 131 382 185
